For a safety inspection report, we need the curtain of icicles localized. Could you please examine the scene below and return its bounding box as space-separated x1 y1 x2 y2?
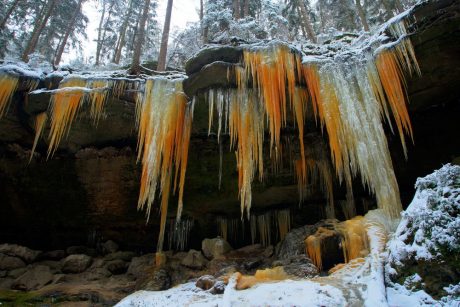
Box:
206 19 419 219
217 208 291 247
167 218 194 251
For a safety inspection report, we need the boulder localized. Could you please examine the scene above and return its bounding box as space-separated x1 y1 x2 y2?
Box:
105 251 136 262
276 220 338 259
0 278 14 290
0 244 41 263
143 269 171 291
11 265 53 291
106 259 128 275
276 254 319 278
35 260 62 273
127 254 155 279
0 253 26 270
210 280 226 294
202 238 232 260
61 254 93 273
181 249 208 270
102 240 119 254
195 275 216 290
83 267 112 281
40 250 66 261
8 268 27 279
66 246 97 257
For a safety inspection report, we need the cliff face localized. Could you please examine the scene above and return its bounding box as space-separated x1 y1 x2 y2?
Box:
0 0 458 251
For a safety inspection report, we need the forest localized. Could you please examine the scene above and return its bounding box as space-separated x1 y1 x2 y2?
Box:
0 0 415 70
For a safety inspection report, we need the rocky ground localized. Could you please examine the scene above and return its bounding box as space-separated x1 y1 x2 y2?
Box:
0 235 319 306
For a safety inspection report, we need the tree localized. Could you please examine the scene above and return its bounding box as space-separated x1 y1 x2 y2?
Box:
54 0 84 66
0 0 21 30
233 0 240 19
354 0 369 31
156 0 173 71
112 0 134 64
130 0 151 74
22 0 57 62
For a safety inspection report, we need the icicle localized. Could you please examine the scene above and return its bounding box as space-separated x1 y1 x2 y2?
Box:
167 218 194 251
29 112 48 162
219 141 223 190
87 79 110 124
0 74 19 118
135 77 193 257
305 227 335 271
47 77 86 158
336 216 369 263
276 209 291 241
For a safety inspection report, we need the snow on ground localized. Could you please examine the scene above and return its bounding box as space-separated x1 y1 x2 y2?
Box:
116 278 346 307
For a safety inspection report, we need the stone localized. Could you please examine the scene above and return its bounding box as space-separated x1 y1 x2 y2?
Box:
83 268 112 281
278 255 318 278
210 281 226 294
0 244 41 263
263 245 274 258
143 269 171 291
202 238 232 260
243 258 263 271
35 260 62 273
11 265 53 291
0 278 14 290
181 249 208 270
195 275 216 290
102 240 119 254
8 268 27 279
66 246 97 257
106 260 128 275
40 250 66 260
127 254 155 279
0 253 26 270
105 251 136 262
0 271 6 278
62 254 93 274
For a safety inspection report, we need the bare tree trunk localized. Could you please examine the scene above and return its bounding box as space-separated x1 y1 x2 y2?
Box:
96 1 115 65
233 0 240 19
0 0 20 30
54 0 83 66
394 0 404 12
113 0 134 64
95 0 107 66
296 6 308 38
298 1 317 43
243 0 249 17
156 0 173 71
355 0 369 31
130 0 151 74
22 0 57 62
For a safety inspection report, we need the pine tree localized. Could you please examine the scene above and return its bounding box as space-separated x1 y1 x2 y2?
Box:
130 0 151 74
22 0 57 62
54 0 85 66
157 0 173 71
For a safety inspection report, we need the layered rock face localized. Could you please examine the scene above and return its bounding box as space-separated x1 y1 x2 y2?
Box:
0 0 459 252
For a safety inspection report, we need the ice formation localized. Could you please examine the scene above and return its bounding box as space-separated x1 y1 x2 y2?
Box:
135 77 193 256
205 17 419 219
0 74 18 118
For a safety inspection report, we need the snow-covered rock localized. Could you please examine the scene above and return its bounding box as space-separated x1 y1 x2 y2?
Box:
386 164 460 305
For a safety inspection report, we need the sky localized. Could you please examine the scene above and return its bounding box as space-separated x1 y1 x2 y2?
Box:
77 0 200 63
